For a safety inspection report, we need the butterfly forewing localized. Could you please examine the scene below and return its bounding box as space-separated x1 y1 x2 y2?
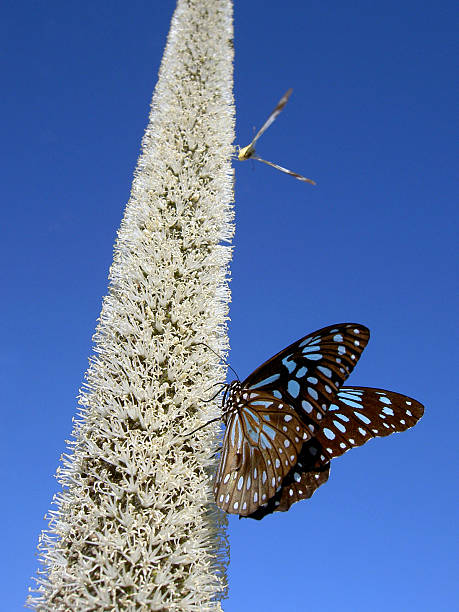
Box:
251 156 316 184
246 88 293 152
214 389 311 516
244 323 370 422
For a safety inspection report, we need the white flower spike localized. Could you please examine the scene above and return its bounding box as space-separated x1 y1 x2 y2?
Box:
27 0 234 609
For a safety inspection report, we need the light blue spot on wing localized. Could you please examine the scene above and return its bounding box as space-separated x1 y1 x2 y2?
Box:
354 412 371 424
296 366 307 378
282 356 296 373
259 433 272 449
272 390 282 398
230 418 242 447
251 400 273 408
262 424 276 440
339 391 360 401
243 407 260 421
249 374 281 389
305 353 322 361
302 345 320 353
339 397 362 409
242 414 259 443
318 366 332 378
288 379 300 398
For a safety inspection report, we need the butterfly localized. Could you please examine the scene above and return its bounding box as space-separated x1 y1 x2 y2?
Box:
237 88 316 184
213 323 424 519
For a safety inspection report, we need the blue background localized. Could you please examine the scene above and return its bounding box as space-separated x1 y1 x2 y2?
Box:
2 1 457 610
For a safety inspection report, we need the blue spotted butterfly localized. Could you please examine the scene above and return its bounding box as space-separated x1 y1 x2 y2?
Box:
213 323 424 519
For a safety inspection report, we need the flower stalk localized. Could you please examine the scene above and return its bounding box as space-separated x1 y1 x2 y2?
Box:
27 0 234 609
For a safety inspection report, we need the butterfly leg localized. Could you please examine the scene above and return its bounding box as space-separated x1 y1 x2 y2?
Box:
208 445 222 460
199 383 228 403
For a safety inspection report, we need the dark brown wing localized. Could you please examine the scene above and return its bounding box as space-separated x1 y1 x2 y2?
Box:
247 439 331 520
247 386 423 519
243 323 370 424
311 386 424 462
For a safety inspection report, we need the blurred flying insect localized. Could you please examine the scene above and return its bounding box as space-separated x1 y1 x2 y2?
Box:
237 88 316 185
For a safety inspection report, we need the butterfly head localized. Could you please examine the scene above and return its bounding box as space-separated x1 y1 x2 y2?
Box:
237 143 255 161
221 380 243 424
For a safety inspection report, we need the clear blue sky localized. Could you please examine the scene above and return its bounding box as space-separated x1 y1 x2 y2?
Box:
2 1 457 610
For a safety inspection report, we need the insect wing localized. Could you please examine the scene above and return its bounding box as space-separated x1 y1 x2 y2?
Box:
311 386 425 462
214 390 311 516
252 155 316 184
243 323 370 423
247 386 423 519
249 88 293 148
248 439 331 520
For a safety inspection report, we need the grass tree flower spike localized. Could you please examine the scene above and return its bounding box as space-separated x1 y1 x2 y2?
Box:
27 0 234 609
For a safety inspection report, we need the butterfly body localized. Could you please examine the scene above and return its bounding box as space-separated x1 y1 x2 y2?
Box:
237 143 255 161
212 324 424 519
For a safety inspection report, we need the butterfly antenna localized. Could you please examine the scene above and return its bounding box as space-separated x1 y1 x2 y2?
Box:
195 342 240 380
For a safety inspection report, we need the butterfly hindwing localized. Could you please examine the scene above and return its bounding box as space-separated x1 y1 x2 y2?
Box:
214 389 311 516
246 387 424 519
248 439 331 520
311 386 425 462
